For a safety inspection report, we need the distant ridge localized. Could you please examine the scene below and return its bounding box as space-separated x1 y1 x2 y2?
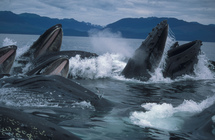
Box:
0 11 215 42
0 11 102 36
104 17 215 42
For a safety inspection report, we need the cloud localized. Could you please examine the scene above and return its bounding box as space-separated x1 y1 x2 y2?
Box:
0 0 214 25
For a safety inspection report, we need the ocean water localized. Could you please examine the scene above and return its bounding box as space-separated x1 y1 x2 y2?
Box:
0 33 215 140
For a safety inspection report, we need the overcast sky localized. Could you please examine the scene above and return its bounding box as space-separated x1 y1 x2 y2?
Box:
0 0 215 26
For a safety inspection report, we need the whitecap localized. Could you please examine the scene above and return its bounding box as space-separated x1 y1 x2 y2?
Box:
130 95 215 131
68 53 126 79
2 37 17 46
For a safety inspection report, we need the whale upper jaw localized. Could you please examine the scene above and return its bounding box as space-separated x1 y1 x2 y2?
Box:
142 20 168 56
0 45 17 74
33 24 63 58
22 24 63 61
121 20 168 80
145 20 168 70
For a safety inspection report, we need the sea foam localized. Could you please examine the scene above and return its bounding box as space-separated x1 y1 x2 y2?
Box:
130 94 215 131
68 53 126 79
2 37 17 46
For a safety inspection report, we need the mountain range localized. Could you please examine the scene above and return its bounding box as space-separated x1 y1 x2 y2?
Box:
0 11 215 42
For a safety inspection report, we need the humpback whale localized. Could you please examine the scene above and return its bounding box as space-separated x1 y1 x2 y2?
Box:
24 50 98 78
121 20 204 80
121 20 168 80
22 24 63 60
13 24 63 74
0 106 81 140
163 40 202 79
0 75 113 111
0 45 17 78
26 55 69 78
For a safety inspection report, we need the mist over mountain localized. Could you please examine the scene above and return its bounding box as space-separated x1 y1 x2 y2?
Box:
0 11 215 42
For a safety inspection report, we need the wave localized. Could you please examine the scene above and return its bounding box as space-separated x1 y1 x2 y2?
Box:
129 94 215 131
68 53 126 79
2 37 17 46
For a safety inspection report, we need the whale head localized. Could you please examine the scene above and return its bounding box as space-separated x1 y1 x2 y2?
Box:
23 24 63 60
26 56 69 78
0 45 17 75
122 20 168 80
12 24 63 75
163 40 202 79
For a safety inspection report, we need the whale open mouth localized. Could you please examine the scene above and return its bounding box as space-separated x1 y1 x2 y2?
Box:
41 58 69 77
163 40 202 79
167 40 202 57
0 45 17 74
0 49 15 64
26 56 69 78
33 24 63 58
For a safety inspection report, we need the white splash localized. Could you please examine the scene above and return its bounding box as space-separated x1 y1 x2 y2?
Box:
130 95 215 131
16 44 31 58
72 101 94 109
129 95 215 131
2 37 17 46
148 29 176 83
194 53 214 79
68 53 126 79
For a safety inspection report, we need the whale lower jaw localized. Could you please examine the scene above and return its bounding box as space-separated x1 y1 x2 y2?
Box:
26 56 69 78
0 45 17 74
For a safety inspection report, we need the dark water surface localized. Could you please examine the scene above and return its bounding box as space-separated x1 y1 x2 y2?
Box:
0 34 215 140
